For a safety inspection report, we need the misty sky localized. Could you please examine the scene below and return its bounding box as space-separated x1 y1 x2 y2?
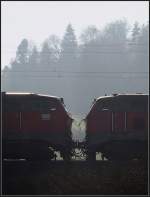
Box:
1 1 149 68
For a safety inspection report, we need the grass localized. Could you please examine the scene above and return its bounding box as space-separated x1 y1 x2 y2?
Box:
2 160 148 195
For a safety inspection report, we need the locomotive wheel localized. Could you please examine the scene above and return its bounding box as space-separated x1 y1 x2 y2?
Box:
61 151 72 162
86 151 96 162
27 153 55 161
100 140 148 161
27 156 52 161
63 155 71 162
26 146 56 161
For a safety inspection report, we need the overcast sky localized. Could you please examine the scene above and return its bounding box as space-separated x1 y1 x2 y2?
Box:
1 1 149 68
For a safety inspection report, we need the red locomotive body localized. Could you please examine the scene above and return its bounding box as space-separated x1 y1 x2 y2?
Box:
85 94 148 161
2 92 73 161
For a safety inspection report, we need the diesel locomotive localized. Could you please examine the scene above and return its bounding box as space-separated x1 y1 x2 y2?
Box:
2 92 73 161
85 94 148 161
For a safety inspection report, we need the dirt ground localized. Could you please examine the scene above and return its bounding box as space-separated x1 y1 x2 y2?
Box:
2 160 148 195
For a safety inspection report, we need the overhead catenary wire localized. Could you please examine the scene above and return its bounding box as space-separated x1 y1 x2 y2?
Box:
1 74 148 79
1 70 148 73
2 68 148 78
2 42 148 50
2 42 148 54
2 50 148 54
2 42 148 78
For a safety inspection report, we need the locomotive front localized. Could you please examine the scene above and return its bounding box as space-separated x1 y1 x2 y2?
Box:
85 94 148 161
2 92 73 161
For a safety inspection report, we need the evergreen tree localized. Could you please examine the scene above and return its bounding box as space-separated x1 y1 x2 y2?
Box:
28 46 39 68
58 24 78 112
132 22 140 42
79 25 100 71
47 35 61 63
40 41 51 69
138 23 149 44
8 39 30 91
80 25 99 44
103 20 128 44
134 23 149 73
1 66 10 91
16 38 29 64
60 24 78 65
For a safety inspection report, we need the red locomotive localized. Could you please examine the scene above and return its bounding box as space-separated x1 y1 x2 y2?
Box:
85 94 148 161
2 92 73 161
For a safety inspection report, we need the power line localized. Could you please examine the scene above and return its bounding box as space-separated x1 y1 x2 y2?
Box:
1 70 148 74
2 50 148 54
2 42 148 50
1 74 148 79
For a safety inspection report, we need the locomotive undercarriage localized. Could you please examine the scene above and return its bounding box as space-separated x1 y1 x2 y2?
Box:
86 131 148 161
2 130 73 162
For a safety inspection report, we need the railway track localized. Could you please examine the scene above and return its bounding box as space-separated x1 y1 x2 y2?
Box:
2 159 148 195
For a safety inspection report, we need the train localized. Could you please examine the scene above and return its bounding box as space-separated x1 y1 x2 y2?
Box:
85 93 148 161
2 92 73 161
2 92 148 162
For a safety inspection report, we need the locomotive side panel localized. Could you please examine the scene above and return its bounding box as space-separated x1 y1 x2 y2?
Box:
5 112 21 131
126 112 148 131
21 107 68 133
113 112 125 132
86 103 112 133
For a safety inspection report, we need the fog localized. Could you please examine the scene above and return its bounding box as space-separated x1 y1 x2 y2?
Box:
2 22 149 115
1 3 149 142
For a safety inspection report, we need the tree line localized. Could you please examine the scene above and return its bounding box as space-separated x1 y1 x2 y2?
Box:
2 20 149 114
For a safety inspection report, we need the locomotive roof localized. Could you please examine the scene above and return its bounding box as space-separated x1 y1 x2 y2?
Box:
2 92 62 101
96 93 148 101
85 93 148 115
